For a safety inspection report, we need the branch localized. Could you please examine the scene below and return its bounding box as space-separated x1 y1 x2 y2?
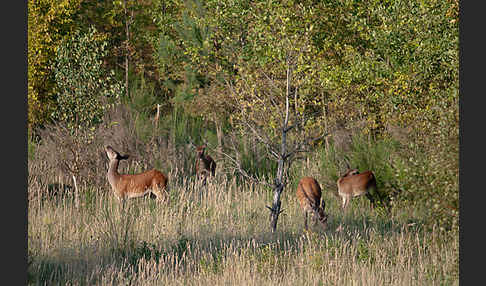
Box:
284 132 330 162
242 120 280 160
284 65 291 129
266 205 285 215
285 110 322 134
282 124 294 134
214 141 273 188
63 160 75 175
262 71 283 96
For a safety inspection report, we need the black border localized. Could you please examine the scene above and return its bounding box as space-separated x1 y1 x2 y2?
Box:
20 1 465 284
9 1 28 285
459 1 476 285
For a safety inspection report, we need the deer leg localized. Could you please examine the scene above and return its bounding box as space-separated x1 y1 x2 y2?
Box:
119 195 127 211
304 212 308 230
199 171 208 186
210 162 216 176
365 193 375 210
342 197 348 211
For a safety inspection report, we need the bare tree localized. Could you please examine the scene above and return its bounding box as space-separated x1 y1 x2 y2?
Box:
39 123 101 208
220 60 327 233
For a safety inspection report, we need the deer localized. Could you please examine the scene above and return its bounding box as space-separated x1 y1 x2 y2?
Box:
296 177 328 231
336 168 378 211
104 145 168 201
342 168 360 177
194 145 216 184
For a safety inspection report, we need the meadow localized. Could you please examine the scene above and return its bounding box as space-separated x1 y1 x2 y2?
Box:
28 165 458 285
27 1 458 284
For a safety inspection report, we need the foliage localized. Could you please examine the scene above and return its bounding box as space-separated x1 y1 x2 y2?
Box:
28 0 160 132
28 0 458 230
311 0 458 136
52 26 124 133
392 123 459 231
319 131 458 230
28 0 82 131
228 1 322 133
319 134 400 209
153 0 233 129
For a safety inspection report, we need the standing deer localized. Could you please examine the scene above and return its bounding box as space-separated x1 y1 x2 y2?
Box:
296 177 328 230
195 145 216 184
336 169 377 211
105 146 168 201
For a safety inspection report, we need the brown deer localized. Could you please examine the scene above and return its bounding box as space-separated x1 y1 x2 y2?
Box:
336 169 377 211
342 168 360 177
105 146 168 201
195 145 216 183
296 177 328 230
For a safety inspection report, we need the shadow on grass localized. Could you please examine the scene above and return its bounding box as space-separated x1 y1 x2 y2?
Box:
28 227 308 285
324 209 428 241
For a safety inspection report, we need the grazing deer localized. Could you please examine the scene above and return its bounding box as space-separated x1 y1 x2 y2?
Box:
105 146 168 201
336 169 377 211
296 177 328 230
195 145 216 183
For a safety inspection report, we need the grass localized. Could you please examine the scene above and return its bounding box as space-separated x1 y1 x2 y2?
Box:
28 173 459 285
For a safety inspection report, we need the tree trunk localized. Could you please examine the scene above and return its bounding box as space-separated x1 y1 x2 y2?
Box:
268 65 292 233
269 181 284 232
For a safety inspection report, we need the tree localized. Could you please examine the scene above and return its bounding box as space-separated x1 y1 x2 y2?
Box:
223 59 326 233
28 0 82 132
219 1 328 232
153 0 249 150
28 0 158 132
50 26 124 207
53 26 123 130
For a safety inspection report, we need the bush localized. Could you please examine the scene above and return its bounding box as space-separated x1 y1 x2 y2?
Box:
318 129 457 231
318 133 401 209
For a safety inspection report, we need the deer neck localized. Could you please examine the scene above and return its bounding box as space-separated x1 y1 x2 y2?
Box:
107 159 121 188
198 152 205 160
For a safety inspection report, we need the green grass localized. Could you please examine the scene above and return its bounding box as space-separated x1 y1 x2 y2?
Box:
28 174 458 285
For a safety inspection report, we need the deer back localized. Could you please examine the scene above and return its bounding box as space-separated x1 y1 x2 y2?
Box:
337 170 376 197
105 145 168 198
296 177 322 212
296 177 328 228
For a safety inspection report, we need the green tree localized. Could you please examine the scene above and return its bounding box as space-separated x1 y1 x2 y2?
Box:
50 26 124 208
28 0 82 132
52 26 124 131
28 0 159 132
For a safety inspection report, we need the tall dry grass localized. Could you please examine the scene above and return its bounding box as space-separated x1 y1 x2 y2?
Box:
28 168 458 285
